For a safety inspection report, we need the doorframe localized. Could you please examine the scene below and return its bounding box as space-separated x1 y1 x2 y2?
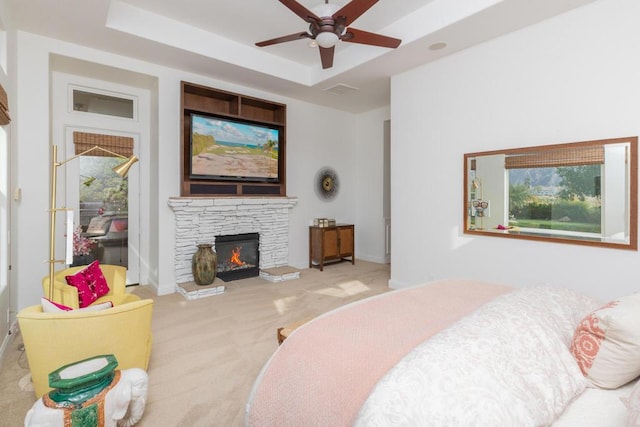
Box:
51 71 150 285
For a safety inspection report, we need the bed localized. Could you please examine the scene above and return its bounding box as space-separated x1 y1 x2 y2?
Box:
245 279 640 426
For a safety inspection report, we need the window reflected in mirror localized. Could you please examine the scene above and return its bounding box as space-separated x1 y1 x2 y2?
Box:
464 137 637 250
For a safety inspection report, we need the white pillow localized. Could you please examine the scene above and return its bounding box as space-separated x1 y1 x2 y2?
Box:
40 297 72 312
571 292 640 389
40 297 113 313
621 381 640 426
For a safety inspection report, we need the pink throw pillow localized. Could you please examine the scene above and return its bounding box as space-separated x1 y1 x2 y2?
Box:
65 261 110 308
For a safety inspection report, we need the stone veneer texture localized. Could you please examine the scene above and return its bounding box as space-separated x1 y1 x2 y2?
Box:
168 197 298 284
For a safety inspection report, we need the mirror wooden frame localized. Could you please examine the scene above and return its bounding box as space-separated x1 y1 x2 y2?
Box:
463 136 638 250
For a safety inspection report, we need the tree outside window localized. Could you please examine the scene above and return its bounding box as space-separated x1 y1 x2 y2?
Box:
508 165 601 233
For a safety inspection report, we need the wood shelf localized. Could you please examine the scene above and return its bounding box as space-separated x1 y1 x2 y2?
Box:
180 81 287 197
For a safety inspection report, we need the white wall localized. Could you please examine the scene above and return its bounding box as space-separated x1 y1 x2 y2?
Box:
355 106 390 263
390 0 640 301
284 100 358 268
12 29 377 308
0 0 14 358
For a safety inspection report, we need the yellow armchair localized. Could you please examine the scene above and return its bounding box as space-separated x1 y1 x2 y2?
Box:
42 264 138 309
17 298 154 398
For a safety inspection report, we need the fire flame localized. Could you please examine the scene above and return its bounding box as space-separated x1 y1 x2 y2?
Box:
229 246 246 267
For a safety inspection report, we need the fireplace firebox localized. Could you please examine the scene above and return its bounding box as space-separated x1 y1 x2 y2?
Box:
215 233 259 281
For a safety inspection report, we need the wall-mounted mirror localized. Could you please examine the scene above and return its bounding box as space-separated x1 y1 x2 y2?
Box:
464 137 637 250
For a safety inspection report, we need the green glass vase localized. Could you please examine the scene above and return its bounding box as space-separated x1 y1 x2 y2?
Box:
192 243 217 285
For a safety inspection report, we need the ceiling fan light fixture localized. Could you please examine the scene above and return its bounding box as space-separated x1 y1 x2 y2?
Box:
311 2 340 18
255 0 403 69
316 32 339 48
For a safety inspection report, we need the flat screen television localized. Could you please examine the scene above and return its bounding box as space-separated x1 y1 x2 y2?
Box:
189 112 281 183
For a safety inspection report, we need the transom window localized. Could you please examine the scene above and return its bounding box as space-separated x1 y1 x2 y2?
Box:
71 87 135 119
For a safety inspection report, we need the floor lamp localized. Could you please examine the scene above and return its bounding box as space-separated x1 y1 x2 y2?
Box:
47 144 138 299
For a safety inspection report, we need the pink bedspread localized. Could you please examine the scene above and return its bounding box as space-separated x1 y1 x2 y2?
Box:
245 279 511 426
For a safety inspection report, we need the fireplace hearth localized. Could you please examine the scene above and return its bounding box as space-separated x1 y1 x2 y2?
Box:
168 197 297 290
215 232 259 281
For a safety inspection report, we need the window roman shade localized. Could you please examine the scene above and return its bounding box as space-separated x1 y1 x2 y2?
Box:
0 84 11 125
73 131 133 158
505 145 604 169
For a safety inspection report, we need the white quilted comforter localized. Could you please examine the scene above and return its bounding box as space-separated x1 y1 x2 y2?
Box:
355 286 601 426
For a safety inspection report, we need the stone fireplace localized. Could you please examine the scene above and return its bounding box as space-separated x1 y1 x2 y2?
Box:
168 197 298 285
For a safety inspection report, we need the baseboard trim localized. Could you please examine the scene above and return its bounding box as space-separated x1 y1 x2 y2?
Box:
0 320 18 370
354 254 387 264
387 278 408 289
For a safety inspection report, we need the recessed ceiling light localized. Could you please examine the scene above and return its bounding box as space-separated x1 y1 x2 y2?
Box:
308 40 318 48
429 42 447 51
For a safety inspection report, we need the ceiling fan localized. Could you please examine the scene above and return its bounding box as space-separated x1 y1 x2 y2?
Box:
255 0 402 69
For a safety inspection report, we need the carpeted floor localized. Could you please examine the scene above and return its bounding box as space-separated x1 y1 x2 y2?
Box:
0 260 390 426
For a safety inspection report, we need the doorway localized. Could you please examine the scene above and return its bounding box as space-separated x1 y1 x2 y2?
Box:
52 72 148 284
65 128 139 282
383 119 391 263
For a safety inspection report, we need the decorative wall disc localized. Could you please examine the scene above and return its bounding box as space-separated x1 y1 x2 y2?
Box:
315 167 339 200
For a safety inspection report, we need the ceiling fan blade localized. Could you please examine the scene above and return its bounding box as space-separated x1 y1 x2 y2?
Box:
279 0 321 23
256 32 311 47
341 27 401 49
333 0 378 27
319 46 335 69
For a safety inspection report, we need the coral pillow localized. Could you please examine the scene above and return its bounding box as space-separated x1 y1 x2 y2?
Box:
65 261 110 308
571 293 640 389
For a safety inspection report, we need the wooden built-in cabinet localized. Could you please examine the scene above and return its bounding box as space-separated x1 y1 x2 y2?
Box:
180 81 287 197
309 224 355 271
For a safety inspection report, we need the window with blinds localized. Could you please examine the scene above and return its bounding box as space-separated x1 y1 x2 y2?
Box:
0 84 10 125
